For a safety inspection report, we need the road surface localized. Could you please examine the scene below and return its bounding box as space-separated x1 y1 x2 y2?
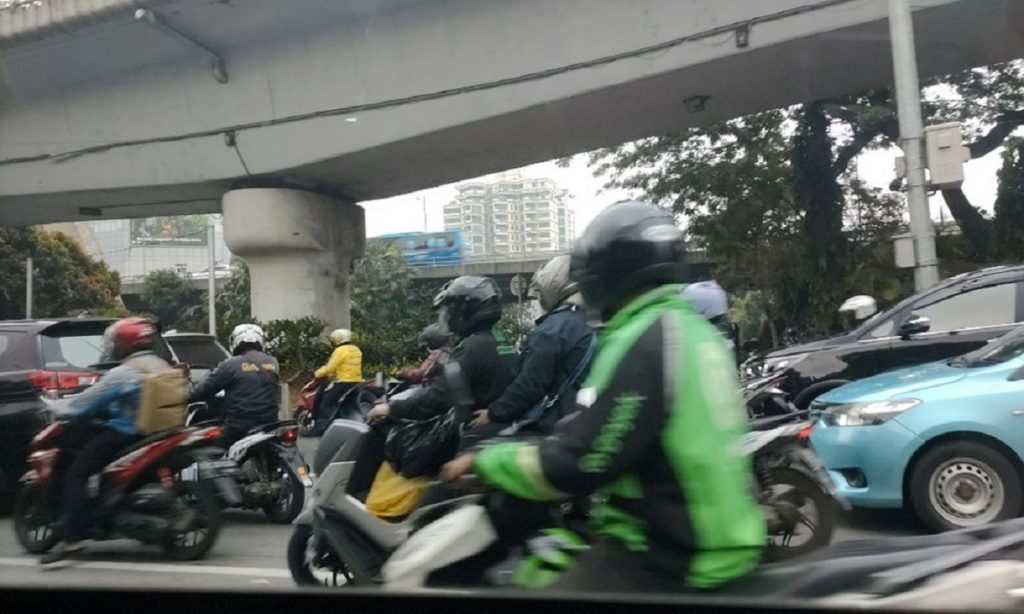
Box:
0 438 928 592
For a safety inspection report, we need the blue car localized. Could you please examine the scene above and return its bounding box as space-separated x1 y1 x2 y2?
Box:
810 324 1024 532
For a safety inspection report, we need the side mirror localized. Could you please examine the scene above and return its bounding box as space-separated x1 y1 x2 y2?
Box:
898 315 931 339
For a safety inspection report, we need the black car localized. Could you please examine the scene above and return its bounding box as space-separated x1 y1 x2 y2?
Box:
744 264 1024 408
0 318 176 508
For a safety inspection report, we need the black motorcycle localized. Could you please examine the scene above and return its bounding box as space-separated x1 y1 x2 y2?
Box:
186 404 312 523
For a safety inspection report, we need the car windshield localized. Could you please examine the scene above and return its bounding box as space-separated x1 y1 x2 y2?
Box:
949 325 1024 368
166 336 229 368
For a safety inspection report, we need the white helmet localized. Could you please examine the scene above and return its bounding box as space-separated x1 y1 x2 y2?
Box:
682 281 728 320
229 324 265 355
329 328 352 346
839 295 878 321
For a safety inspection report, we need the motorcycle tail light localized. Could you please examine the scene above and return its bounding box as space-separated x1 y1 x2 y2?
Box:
798 425 813 441
204 426 223 440
280 427 298 444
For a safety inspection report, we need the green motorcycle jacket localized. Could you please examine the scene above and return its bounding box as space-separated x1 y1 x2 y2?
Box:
474 284 766 589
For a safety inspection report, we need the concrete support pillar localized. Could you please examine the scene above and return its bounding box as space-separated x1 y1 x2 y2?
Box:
221 188 365 331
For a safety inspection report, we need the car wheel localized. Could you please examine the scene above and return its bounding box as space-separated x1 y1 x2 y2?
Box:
908 440 1023 532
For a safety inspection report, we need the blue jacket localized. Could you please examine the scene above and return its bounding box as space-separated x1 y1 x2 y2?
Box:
53 352 170 436
488 304 594 431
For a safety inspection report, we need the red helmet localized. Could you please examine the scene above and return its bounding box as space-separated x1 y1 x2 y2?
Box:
105 317 157 360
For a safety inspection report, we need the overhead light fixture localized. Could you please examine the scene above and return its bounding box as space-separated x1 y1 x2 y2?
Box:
345 117 358 123
683 95 711 113
735 24 750 48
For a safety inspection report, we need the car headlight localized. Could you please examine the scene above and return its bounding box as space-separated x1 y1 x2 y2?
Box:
746 353 807 378
822 399 921 427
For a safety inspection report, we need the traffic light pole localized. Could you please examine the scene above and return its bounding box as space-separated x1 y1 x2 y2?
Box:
889 0 940 291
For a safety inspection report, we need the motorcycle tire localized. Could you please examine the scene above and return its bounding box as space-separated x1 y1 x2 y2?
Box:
762 467 834 563
13 484 60 554
263 457 305 524
287 524 352 587
161 481 223 561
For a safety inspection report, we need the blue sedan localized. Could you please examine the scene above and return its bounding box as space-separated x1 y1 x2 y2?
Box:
810 324 1024 532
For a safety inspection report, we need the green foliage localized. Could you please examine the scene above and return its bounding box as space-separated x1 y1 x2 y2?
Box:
140 269 202 330
176 259 252 343
0 228 121 320
261 317 332 382
993 141 1024 262
350 240 436 374
497 301 535 349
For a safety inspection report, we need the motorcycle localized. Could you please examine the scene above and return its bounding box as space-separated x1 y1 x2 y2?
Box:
743 372 796 419
743 409 848 562
381 486 1024 609
185 404 312 524
292 374 414 438
13 416 241 561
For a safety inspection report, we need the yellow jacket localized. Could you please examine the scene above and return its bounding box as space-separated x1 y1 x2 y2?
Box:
315 343 363 383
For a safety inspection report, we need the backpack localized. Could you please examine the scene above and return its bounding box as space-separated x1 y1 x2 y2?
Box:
130 359 190 434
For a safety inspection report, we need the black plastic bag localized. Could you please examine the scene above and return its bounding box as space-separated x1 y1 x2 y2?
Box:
384 408 461 479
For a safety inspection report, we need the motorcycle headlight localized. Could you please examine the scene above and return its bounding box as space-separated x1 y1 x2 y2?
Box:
822 399 921 427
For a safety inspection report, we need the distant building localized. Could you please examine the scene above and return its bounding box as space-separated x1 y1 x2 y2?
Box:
443 170 575 257
42 215 232 283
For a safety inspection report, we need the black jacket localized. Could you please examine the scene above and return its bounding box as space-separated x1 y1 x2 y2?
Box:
390 329 515 422
189 350 281 427
488 305 594 431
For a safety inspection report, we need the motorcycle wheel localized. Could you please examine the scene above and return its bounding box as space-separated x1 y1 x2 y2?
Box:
13 484 60 554
263 457 305 524
161 481 222 561
762 467 834 562
287 524 353 587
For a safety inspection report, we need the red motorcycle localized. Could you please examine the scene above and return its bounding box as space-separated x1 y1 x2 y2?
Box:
291 375 411 438
13 419 242 561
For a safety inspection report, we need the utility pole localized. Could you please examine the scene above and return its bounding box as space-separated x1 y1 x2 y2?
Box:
207 218 216 336
889 0 939 291
25 258 33 319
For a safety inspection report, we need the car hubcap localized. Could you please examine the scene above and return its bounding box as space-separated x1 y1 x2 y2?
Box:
929 457 1004 526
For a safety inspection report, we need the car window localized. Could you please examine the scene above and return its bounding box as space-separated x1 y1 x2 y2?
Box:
954 325 1024 367
40 333 107 370
166 337 230 368
867 316 897 338
0 331 25 367
913 283 1018 333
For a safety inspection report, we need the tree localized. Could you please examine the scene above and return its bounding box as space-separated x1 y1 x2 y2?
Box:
177 258 253 342
140 269 202 330
993 139 1024 261
0 228 122 320
350 240 435 374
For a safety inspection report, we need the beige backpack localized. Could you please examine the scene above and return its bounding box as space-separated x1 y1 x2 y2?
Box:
130 359 190 435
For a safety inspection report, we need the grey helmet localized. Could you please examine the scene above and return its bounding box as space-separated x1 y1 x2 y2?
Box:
528 255 581 313
682 281 728 320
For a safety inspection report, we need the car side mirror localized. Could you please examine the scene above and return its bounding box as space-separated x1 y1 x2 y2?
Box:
898 315 931 339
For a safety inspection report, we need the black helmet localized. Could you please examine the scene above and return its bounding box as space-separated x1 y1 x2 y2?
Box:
570 200 687 322
433 276 503 337
418 323 450 351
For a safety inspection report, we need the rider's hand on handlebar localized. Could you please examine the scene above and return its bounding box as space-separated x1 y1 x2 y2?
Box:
470 409 490 427
366 403 390 423
440 453 477 482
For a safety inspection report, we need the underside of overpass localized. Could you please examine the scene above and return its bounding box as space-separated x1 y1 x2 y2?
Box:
2 0 1022 326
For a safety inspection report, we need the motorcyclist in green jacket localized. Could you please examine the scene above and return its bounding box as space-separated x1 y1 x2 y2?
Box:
442 200 766 593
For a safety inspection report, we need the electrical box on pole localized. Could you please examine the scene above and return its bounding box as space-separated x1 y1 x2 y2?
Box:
924 122 971 189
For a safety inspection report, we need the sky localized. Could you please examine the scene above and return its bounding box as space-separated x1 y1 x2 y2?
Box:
361 144 1006 240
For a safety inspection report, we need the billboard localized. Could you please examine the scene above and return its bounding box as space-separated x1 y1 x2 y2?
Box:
130 215 209 246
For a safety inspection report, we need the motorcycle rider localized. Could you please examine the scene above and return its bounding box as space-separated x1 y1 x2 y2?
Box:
682 280 741 367
189 324 281 448
312 328 363 423
396 323 452 387
42 317 168 565
349 276 515 498
442 201 766 593
467 255 595 441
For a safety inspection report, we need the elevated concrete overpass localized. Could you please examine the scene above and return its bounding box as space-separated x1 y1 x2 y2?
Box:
2 0 1023 327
